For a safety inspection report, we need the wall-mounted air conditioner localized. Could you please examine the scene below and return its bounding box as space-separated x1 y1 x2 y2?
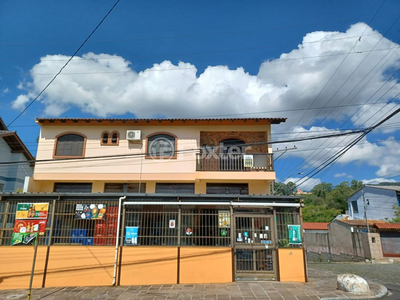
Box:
126 130 141 141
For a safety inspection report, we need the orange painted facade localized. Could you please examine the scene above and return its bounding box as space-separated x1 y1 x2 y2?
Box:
179 247 232 284
277 248 306 282
120 247 178 286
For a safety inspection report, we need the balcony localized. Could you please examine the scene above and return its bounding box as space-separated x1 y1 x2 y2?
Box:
196 153 274 171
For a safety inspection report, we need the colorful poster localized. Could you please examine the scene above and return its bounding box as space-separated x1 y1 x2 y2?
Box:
288 225 302 244
11 219 46 246
16 203 49 219
218 210 230 228
75 204 107 220
124 227 139 245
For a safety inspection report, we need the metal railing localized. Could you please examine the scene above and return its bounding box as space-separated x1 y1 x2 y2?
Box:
196 153 274 171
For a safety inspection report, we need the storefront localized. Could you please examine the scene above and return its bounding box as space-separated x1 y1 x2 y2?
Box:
0 193 306 289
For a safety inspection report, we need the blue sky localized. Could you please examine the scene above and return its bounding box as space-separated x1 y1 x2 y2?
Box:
1 0 400 190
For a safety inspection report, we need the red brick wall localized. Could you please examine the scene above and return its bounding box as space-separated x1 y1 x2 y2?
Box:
200 131 268 153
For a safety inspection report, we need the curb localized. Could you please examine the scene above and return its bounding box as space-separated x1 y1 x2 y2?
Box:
320 283 388 300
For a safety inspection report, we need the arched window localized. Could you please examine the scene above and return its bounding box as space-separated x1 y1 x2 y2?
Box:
101 131 119 145
101 132 109 144
111 131 119 145
146 133 177 159
54 133 86 157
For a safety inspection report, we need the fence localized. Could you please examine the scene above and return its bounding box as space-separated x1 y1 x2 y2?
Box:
0 198 301 248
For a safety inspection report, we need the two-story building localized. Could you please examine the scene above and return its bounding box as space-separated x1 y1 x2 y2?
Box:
0 118 306 289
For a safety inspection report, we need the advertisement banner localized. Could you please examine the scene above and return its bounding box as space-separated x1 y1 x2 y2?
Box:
75 204 107 220
218 210 230 228
288 225 302 244
16 203 49 220
11 220 46 246
124 227 139 245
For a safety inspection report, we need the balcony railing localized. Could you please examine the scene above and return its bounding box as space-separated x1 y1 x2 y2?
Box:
196 153 274 171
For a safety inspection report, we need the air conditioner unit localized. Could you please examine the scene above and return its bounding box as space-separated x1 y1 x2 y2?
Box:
126 130 141 141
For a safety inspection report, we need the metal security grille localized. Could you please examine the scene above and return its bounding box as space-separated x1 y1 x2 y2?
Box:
234 216 273 246
52 200 119 246
236 249 274 272
125 206 179 246
180 207 231 247
276 208 301 248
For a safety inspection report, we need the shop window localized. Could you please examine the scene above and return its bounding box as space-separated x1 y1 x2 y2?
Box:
155 183 194 194
146 133 177 159
54 133 86 157
104 183 146 193
54 183 92 193
206 183 249 195
101 131 119 145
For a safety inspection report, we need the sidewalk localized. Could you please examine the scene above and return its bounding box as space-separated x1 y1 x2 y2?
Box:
0 269 387 300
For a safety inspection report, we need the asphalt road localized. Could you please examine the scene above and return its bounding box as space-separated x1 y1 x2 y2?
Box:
308 262 400 299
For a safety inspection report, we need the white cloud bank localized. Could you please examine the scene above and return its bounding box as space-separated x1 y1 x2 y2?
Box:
11 23 400 180
362 178 397 184
13 23 400 129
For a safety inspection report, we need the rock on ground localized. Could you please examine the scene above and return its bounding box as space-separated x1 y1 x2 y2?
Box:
337 273 370 294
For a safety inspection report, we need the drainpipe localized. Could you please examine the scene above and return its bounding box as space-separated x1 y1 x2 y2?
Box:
112 196 126 286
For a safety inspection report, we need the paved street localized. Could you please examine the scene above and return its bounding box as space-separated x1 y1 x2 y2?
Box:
0 268 386 300
309 262 400 299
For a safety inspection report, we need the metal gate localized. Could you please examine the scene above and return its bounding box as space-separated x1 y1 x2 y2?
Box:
381 231 400 257
234 214 277 280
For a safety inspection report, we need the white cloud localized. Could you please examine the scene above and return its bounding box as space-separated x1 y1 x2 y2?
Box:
2 88 9 94
10 23 400 178
11 23 399 128
334 173 348 178
285 177 321 191
362 178 397 184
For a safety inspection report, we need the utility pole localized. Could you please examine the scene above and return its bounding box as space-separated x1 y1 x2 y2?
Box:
362 190 370 233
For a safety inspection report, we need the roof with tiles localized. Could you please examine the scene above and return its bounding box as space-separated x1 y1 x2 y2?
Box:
303 222 329 230
36 117 287 125
374 223 400 230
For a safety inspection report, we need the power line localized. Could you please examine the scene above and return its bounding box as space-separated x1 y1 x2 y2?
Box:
0 127 372 167
6 0 121 127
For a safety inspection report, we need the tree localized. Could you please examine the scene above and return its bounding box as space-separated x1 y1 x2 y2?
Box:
311 183 333 199
391 204 400 223
274 181 297 196
303 204 341 222
350 179 363 190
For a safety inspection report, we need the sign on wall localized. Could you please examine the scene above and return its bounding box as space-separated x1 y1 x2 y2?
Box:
12 203 49 245
243 155 254 168
125 227 139 245
16 203 49 219
288 225 302 244
218 210 230 228
75 204 107 220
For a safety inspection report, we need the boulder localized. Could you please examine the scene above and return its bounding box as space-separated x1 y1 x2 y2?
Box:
337 274 370 294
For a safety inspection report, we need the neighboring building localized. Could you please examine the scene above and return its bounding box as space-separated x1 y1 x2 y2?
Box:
304 219 389 261
0 117 34 192
0 117 307 289
347 185 400 221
